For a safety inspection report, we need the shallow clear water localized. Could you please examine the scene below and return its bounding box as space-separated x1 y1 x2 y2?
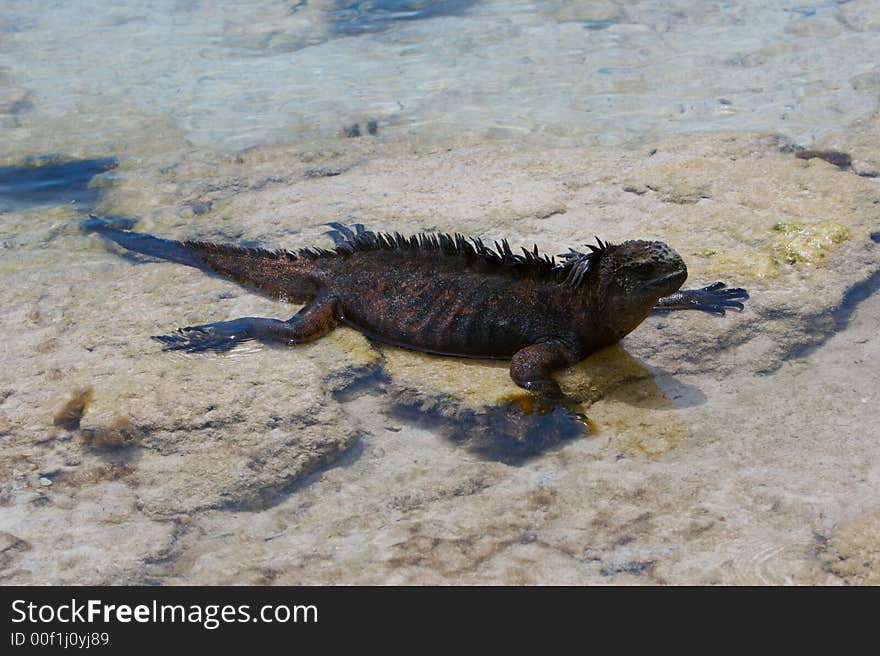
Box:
2 0 878 158
2 1 880 585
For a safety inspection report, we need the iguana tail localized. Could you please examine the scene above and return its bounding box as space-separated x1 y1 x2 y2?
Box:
81 215 320 301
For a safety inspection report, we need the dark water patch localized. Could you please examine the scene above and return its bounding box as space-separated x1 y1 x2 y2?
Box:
326 0 477 36
600 560 655 577
340 120 379 138
871 232 880 244
387 388 589 465
777 142 804 154
0 155 117 212
582 20 616 30
784 265 880 361
80 214 137 233
784 7 817 18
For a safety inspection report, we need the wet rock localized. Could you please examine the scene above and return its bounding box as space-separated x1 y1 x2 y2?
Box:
552 0 624 25
786 16 842 38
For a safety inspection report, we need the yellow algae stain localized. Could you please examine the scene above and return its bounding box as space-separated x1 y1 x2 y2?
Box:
319 325 383 369
564 346 687 458
497 391 555 416
382 347 514 407
694 248 779 281
687 219 850 282
498 391 596 432
558 344 656 405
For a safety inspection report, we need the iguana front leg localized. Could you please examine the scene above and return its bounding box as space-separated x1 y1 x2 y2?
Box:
154 294 339 352
653 281 749 316
510 341 581 398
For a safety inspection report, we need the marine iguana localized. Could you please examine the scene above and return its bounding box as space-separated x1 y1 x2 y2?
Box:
83 217 748 397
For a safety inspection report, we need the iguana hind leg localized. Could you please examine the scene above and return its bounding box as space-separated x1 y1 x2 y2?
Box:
155 294 339 353
653 281 749 316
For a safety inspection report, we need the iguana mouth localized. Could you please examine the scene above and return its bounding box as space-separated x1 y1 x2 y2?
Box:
642 267 688 295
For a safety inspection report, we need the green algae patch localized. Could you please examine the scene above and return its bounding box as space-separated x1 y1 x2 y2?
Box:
691 220 851 282
770 220 850 265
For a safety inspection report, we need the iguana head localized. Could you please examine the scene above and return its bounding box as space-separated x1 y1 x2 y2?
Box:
557 238 687 331
558 238 686 295
603 239 687 299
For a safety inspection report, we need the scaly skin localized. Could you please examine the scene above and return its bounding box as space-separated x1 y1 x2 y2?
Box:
82 218 748 397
